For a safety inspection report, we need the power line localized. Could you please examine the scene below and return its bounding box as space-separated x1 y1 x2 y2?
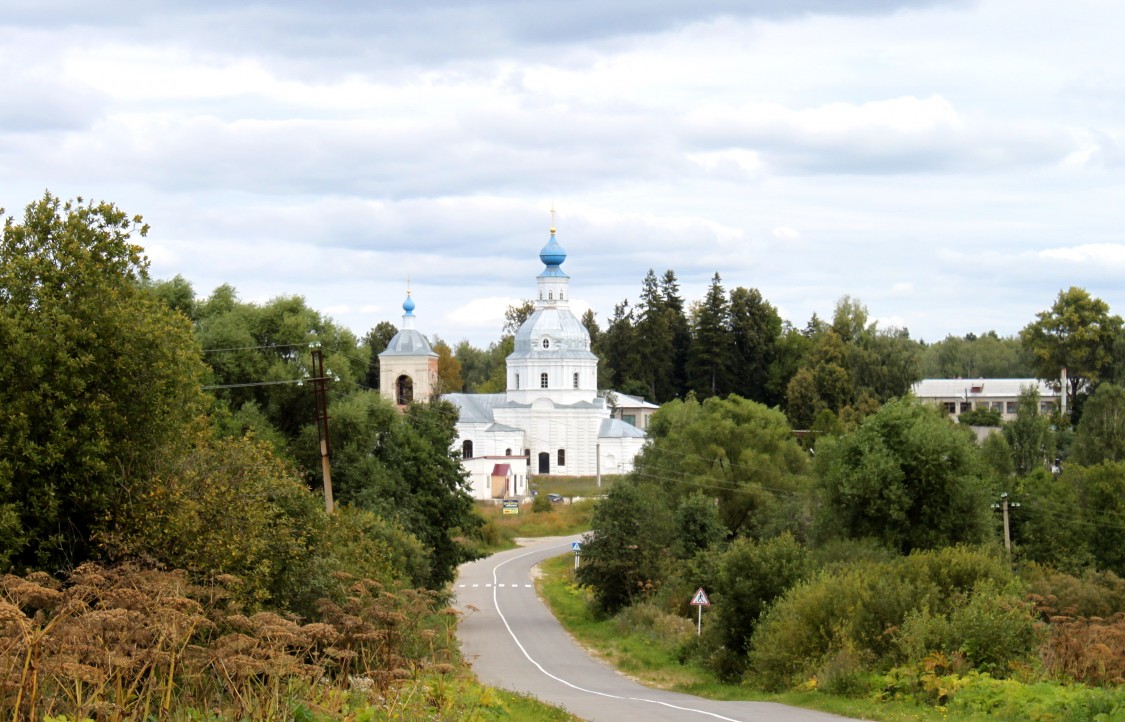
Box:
201 342 314 354
202 379 305 390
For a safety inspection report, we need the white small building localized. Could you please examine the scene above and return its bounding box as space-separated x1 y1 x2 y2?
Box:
610 392 661 431
459 456 529 500
912 378 1060 421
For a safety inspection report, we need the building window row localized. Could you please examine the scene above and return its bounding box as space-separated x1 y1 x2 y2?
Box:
940 399 1057 416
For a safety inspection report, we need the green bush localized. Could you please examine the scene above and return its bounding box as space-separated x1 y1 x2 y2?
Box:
748 566 884 688
897 545 1014 604
815 641 875 697
748 547 1018 689
712 533 811 678
958 407 1004 426
104 431 329 612
323 506 430 590
895 584 1041 676
614 602 694 645
532 494 553 514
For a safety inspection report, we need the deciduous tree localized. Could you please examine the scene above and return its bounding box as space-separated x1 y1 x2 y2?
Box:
815 397 992 553
0 193 207 568
432 337 463 393
635 395 809 538
1004 386 1055 476
1071 383 1125 465
576 479 674 613
1020 287 1123 415
362 320 399 389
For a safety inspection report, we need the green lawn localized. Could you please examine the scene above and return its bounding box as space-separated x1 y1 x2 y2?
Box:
529 474 622 498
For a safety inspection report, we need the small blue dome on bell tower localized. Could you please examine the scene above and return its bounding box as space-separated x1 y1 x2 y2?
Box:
402 292 416 316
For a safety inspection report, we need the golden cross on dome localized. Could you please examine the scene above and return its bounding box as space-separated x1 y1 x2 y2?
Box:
550 205 556 235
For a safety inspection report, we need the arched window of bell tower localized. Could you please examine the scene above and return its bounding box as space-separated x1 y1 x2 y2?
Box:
395 375 414 405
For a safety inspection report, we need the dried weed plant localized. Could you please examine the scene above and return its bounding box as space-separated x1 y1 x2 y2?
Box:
0 563 462 720
1032 593 1125 685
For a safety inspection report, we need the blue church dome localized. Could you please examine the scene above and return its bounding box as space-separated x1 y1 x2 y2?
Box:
402 293 416 315
539 231 566 267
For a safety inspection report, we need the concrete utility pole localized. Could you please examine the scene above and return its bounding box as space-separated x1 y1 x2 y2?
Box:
992 492 1021 553
596 442 601 489
310 346 334 514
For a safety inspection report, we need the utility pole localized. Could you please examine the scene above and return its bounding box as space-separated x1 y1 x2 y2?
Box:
596 442 601 489
991 492 1021 553
310 346 334 514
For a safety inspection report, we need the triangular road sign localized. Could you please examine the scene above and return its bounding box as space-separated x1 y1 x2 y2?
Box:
571 541 582 551
690 587 710 606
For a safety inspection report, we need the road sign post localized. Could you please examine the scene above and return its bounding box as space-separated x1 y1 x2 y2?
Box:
689 587 711 636
572 540 582 570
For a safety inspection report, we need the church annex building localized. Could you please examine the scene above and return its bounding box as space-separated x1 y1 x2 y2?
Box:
378 226 649 499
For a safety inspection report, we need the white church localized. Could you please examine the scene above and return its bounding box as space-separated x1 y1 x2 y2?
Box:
378 225 650 499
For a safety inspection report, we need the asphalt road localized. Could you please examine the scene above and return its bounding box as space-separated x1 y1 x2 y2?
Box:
455 535 864 722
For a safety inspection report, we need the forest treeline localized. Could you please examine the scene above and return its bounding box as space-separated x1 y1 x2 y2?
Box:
398 267 1124 438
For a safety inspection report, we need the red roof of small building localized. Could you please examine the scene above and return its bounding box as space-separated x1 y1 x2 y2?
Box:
491 463 512 476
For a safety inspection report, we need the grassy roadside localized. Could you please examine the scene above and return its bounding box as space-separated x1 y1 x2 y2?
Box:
470 498 595 553
530 474 622 498
420 678 582 722
535 554 981 722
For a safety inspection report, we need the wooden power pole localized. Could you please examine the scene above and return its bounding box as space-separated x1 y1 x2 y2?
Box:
992 492 1020 553
310 347 334 513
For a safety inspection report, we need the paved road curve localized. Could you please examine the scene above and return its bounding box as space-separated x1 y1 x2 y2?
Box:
456 535 864 722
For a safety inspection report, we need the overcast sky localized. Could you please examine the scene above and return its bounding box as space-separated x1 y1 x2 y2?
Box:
3 0 1124 348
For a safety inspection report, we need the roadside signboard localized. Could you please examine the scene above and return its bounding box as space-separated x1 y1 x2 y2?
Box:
502 499 519 515
690 588 710 636
572 540 582 569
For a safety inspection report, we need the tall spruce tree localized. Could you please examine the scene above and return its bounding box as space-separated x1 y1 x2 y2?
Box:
687 272 733 398
729 287 782 404
599 299 645 394
637 270 677 402
661 270 691 400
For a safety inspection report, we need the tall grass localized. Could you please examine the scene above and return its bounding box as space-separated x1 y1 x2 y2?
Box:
469 499 595 553
529 475 621 498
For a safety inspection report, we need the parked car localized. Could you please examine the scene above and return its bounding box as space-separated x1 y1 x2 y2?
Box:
547 493 563 503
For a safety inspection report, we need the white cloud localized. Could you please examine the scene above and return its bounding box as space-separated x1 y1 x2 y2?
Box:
446 296 521 333
3 0 1125 349
1039 244 1125 267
